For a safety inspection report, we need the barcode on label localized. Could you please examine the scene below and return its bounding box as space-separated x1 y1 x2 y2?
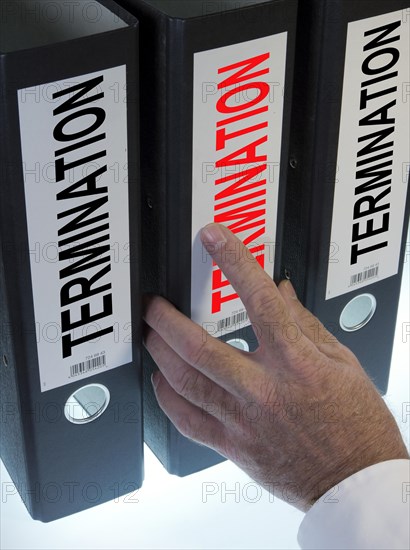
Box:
217 311 249 333
70 354 106 378
350 266 379 287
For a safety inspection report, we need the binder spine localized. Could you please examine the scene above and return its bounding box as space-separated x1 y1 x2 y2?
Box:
282 0 326 298
1 4 143 520
282 0 410 392
166 19 191 315
0 84 40 518
118 0 297 475
0 246 33 516
133 4 173 470
138 6 168 297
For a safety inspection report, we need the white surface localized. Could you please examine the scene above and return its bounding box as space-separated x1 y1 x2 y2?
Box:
1 251 409 550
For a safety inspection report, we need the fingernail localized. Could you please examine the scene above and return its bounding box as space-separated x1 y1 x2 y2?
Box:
200 223 227 252
151 372 160 391
284 280 298 300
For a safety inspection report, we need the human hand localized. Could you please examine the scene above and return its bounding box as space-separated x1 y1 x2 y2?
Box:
143 223 409 511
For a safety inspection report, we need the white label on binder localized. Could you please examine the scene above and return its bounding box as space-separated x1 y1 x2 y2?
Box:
326 10 410 300
18 66 132 392
191 34 288 338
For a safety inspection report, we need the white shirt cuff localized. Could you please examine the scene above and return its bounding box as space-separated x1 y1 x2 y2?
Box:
298 459 410 550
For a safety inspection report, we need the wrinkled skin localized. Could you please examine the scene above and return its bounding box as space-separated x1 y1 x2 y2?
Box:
144 223 409 512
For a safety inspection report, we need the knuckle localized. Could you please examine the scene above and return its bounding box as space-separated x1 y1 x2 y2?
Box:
207 427 228 457
299 309 316 328
221 241 243 267
185 338 214 369
144 327 160 350
259 381 278 405
175 369 201 399
178 415 227 455
175 414 196 439
176 413 208 444
291 339 317 364
247 284 283 318
334 342 362 368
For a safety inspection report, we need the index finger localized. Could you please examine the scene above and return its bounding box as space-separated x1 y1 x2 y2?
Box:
200 223 308 353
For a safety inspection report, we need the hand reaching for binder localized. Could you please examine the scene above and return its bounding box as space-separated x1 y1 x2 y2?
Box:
143 223 409 511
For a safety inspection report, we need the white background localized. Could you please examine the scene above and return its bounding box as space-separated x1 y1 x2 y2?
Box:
1 247 409 549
